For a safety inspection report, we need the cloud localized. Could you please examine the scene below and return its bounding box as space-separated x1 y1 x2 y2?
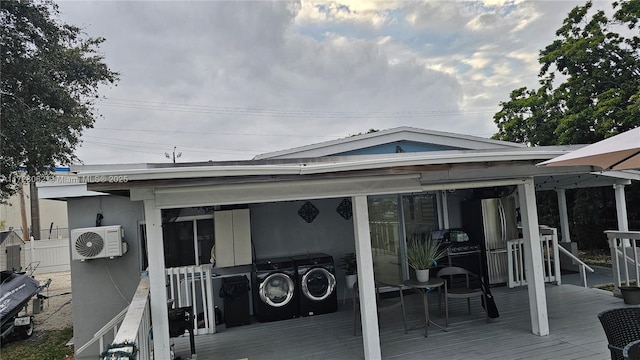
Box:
53 0 610 164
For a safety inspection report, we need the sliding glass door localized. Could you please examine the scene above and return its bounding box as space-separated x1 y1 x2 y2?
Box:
368 196 402 284
368 193 438 284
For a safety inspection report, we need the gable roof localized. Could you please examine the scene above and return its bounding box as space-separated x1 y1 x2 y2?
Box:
254 126 525 160
0 231 24 245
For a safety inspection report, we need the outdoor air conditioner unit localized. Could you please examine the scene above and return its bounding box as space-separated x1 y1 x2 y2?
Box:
71 225 127 261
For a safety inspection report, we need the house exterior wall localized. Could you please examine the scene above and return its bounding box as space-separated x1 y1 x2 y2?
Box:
445 189 473 229
250 198 356 299
0 170 73 240
67 195 143 359
0 190 69 240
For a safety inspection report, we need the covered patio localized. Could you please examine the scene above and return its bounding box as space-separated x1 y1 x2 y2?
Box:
171 283 625 360
70 142 637 360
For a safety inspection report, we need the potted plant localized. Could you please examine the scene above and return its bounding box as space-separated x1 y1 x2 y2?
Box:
407 238 447 282
619 283 640 305
340 252 358 289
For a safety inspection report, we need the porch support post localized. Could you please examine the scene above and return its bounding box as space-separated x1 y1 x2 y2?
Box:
556 189 571 243
436 192 444 229
143 198 171 359
352 195 381 360
441 191 450 229
614 184 630 247
518 180 549 336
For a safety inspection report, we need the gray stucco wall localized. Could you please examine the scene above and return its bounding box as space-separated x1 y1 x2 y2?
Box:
250 198 356 299
67 195 143 359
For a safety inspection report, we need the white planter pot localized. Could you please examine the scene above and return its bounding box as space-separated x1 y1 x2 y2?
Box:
415 269 430 283
345 274 358 289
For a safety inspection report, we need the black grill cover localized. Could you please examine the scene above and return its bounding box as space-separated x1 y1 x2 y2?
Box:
1 271 40 323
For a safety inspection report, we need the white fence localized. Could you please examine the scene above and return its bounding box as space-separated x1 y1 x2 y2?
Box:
507 227 561 288
24 238 71 273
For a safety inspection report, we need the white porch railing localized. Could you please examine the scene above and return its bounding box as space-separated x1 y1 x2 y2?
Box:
165 264 216 335
507 227 562 288
606 230 640 292
100 275 151 360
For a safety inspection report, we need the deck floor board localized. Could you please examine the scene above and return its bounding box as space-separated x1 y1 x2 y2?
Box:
172 284 634 359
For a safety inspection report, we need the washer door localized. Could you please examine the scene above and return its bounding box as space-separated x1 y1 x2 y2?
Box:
301 268 336 301
259 272 295 308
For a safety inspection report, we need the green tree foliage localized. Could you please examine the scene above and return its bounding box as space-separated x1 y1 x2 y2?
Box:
493 0 640 145
0 0 119 200
493 0 640 247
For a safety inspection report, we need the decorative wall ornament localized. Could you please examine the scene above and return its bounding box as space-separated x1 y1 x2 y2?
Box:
337 198 353 220
298 201 319 223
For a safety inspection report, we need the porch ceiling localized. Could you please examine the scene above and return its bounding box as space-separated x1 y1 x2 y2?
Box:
535 172 636 191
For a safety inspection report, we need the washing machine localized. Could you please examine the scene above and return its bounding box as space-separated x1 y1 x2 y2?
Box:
252 257 299 322
291 253 337 317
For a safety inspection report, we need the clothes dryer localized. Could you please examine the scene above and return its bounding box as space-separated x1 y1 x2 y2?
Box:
252 257 299 322
291 253 337 316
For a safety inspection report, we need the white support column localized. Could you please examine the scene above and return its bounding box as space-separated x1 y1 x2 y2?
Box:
436 192 444 229
556 189 571 243
614 184 629 232
518 180 549 336
352 195 381 360
614 184 630 247
441 191 450 229
143 198 171 360
613 184 631 247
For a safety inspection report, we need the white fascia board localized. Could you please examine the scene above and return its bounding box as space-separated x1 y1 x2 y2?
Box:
255 127 524 160
298 150 566 175
37 182 107 199
75 164 304 182
75 149 567 183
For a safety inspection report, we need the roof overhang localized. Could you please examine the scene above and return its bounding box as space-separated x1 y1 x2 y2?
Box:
37 182 108 200
76 147 570 183
68 146 637 207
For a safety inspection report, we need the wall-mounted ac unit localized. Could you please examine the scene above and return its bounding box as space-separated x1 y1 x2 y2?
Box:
71 225 127 261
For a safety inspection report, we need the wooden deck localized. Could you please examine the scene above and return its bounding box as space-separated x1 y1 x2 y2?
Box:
172 284 634 360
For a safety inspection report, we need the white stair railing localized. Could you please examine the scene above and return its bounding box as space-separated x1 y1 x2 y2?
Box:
75 306 128 356
606 230 640 293
100 275 152 360
75 276 150 360
556 246 594 287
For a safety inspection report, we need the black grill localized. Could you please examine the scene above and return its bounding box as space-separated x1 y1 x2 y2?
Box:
447 244 481 254
168 307 195 355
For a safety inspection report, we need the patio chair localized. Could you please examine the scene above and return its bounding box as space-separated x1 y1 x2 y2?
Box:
624 339 640 360
598 307 640 360
437 266 488 326
353 281 407 336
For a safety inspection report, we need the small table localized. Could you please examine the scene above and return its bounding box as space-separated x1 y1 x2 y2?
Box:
403 278 447 337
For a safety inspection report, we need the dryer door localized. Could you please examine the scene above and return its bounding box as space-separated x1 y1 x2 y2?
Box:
301 268 336 301
259 272 295 308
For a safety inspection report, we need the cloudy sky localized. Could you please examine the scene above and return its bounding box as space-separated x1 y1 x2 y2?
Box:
55 0 612 165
